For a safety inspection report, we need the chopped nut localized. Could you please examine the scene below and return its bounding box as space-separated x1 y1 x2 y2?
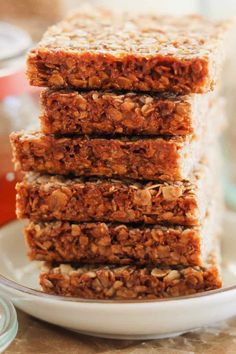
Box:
141 104 154 116
121 101 135 111
92 93 99 100
59 264 74 275
105 287 115 297
113 280 123 289
162 185 183 201
85 271 97 278
107 107 123 121
48 190 68 209
48 73 64 86
145 97 154 104
70 78 85 86
88 76 101 87
134 190 152 206
151 268 169 278
43 279 54 288
164 270 181 282
71 224 81 236
116 77 131 88
41 264 50 273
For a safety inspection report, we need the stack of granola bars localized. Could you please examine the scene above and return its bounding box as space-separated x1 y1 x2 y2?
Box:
10 9 229 299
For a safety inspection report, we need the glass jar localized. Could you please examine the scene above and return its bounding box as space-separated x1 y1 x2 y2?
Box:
0 22 39 226
0 297 18 353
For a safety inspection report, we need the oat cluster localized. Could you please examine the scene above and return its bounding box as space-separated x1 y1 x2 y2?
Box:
41 89 211 136
27 10 228 93
40 262 221 299
16 172 208 226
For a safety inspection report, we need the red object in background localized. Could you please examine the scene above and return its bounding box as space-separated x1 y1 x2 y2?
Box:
0 175 16 226
0 49 33 227
0 134 18 226
0 22 39 226
0 67 32 226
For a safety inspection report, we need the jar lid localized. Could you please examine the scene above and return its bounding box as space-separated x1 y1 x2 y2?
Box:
0 22 34 98
0 297 18 352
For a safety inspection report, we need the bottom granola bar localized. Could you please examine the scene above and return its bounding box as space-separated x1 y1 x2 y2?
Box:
40 258 221 299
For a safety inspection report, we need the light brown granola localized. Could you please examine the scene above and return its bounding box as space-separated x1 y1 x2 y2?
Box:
10 131 207 182
39 259 222 299
40 89 213 136
27 8 229 93
16 161 213 225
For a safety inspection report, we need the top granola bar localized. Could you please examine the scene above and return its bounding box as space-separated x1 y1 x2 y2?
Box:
27 8 229 93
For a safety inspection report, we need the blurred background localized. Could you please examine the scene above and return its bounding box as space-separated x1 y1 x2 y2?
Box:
0 0 235 226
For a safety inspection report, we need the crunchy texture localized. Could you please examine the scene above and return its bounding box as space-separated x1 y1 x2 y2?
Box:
39 260 222 299
10 131 205 182
16 163 212 225
40 89 213 136
27 8 228 93
24 204 217 266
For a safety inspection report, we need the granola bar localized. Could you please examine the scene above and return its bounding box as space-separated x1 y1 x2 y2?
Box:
10 132 208 182
39 258 221 299
40 89 213 136
27 8 229 93
24 200 219 266
16 161 213 225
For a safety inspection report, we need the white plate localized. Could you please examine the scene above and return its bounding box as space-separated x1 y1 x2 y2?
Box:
0 212 236 340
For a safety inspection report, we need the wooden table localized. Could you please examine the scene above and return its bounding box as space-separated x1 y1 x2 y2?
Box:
5 310 236 354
